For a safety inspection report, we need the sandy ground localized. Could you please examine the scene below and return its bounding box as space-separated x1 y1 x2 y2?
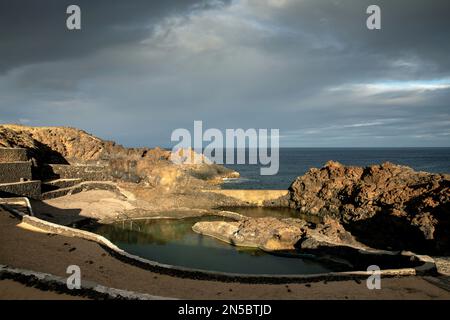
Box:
30 189 215 225
31 188 241 226
31 190 136 224
1 208 450 300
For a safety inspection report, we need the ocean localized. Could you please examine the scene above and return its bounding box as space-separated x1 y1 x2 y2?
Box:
221 148 450 190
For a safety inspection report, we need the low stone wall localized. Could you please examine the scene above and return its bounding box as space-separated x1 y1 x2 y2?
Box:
0 180 41 199
0 147 28 163
0 162 32 183
206 189 289 206
46 164 111 181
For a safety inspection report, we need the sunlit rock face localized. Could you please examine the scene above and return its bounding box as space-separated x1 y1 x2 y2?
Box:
192 216 365 253
193 217 304 251
0 124 237 189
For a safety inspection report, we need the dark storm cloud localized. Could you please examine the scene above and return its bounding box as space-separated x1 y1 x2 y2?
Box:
0 0 449 147
0 0 226 72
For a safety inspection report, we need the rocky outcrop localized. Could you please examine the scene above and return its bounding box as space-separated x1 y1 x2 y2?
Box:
194 217 305 251
0 125 238 188
0 124 168 164
288 161 450 254
192 215 428 270
192 216 366 252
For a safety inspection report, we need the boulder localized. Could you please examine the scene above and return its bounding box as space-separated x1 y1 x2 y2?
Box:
193 217 306 250
192 216 366 252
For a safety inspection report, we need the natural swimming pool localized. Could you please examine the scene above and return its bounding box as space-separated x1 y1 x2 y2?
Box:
82 215 335 275
81 205 425 275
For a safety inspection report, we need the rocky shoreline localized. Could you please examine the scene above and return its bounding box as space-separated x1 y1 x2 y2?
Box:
1 124 449 264
193 161 449 267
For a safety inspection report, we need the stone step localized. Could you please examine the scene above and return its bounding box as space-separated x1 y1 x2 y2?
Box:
0 161 32 183
43 164 111 181
0 180 41 200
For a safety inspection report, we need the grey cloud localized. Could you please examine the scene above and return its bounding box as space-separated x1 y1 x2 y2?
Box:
0 0 227 72
0 0 449 147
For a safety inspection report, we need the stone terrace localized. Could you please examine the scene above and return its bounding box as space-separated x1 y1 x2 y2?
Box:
0 148 41 199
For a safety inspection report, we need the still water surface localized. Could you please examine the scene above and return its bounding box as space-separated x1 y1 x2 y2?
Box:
84 215 333 275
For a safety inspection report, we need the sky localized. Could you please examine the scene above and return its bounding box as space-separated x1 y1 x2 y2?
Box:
0 0 449 147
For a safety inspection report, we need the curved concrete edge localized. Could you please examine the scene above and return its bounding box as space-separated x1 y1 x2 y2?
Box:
9 205 437 284
23 197 34 216
0 265 173 300
0 197 34 217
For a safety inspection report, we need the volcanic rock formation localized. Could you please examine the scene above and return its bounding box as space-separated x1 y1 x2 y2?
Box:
0 124 238 189
193 216 365 252
288 161 450 254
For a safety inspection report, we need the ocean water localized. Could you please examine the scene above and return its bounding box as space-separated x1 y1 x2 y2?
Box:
221 148 450 190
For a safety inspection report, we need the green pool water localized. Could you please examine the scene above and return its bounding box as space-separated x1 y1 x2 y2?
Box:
83 215 336 275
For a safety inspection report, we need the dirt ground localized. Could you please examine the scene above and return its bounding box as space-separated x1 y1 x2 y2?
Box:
31 190 137 224
1 208 450 300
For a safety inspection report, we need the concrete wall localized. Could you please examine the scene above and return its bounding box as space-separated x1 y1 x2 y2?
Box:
0 162 32 183
0 181 41 199
0 148 28 163
207 189 289 206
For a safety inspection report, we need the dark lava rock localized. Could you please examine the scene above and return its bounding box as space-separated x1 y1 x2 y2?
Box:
288 161 450 254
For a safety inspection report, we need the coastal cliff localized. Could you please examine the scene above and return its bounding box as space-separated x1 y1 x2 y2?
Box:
0 124 237 189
